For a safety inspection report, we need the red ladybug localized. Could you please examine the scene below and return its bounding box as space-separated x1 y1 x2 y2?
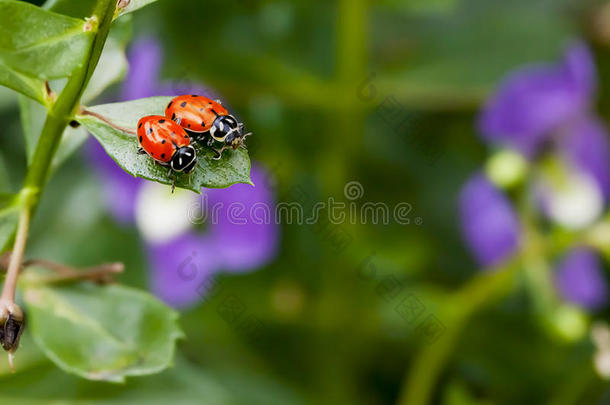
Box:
136 115 197 174
165 95 251 159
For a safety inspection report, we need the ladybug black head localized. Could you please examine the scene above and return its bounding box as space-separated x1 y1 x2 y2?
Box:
210 115 242 144
171 145 197 173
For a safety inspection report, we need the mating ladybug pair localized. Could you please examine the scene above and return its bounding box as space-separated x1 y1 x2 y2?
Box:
136 95 251 177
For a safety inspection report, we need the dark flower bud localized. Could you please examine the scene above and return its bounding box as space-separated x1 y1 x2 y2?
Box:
1 311 24 353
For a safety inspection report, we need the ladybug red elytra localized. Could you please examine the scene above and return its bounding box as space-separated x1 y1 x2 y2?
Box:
165 94 252 159
136 115 197 175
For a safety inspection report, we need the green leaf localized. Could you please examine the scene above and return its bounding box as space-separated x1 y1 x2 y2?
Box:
18 96 46 163
116 0 158 18
43 0 97 19
0 65 46 104
0 153 11 192
77 97 253 193
0 212 17 253
19 95 89 171
0 0 93 80
81 37 128 103
0 355 306 404
23 283 183 383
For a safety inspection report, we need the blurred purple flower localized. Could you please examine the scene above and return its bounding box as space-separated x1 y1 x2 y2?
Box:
478 41 610 198
460 40 610 310
88 36 279 308
88 141 141 223
148 165 279 308
478 42 594 156
459 173 520 267
555 248 608 310
558 116 610 198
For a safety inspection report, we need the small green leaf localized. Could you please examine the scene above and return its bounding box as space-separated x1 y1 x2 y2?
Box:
43 0 97 19
81 38 128 103
77 97 253 193
23 283 183 383
0 0 93 80
18 96 45 163
0 65 46 104
116 0 158 18
0 212 17 253
0 153 11 192
19 95 89 171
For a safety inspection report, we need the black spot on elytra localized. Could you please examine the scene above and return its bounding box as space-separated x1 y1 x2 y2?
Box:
148 128 153 134
187 124 191 128
139 136 142 142
201 121 206 127
159 119 166 124
180 101 187 107
161 153 165 158
167 101 173 109
138 122 142 129
161 139 166 144
191 95 198 97
171 113 176 120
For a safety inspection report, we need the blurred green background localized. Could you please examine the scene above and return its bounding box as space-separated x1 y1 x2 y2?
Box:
1 0 610 403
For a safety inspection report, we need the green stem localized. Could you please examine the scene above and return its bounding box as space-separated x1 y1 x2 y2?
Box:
24 0 116 197
1 0 116 306
396 256 521 405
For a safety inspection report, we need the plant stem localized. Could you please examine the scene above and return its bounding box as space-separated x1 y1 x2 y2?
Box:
396 256 521 405
0 208 29 303
1 0 116 324
24 0 116 199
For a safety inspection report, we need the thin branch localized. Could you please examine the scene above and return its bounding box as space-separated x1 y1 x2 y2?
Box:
80 108 137 135
1 209 30 303
31 262 124 284
0 254 124 284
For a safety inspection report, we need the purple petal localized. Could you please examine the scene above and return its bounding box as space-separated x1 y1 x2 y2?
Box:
478 43 594 155
459 173 520 267
148 233 221 309
563 41 596 100
87 140 141 223
555 248 608 310
206 164 280 272
121 37 163 100
559 116 610 199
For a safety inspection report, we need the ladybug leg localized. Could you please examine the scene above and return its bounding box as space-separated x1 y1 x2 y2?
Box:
212 145 229 160
137 147 147 155
207 136 215 147
167 168 176 193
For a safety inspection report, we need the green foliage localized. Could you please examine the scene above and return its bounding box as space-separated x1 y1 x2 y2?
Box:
0 213 17 253
116 0 158 17
43 0 98 19
0 0 93 80
0 66 46 105
78 97 253 192
0 0 195 386
0 355 304 404
22 282 183 383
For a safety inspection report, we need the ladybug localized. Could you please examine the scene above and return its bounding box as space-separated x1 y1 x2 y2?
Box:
165 95 251 159
136 115 197 176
